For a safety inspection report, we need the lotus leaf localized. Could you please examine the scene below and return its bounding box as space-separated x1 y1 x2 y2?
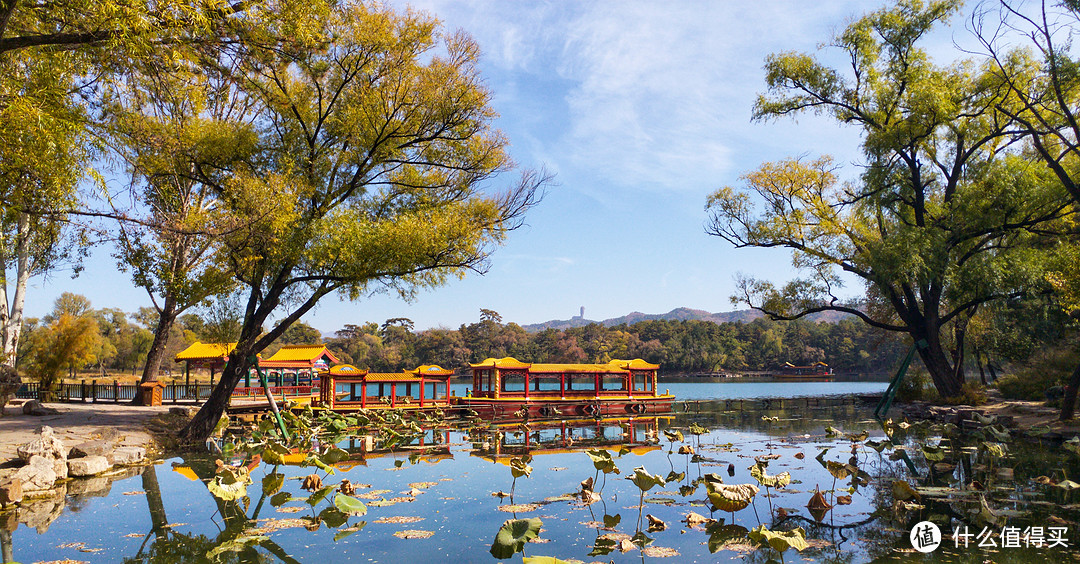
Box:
663 430 684 443
334 493 368 516
1056 479 1080 490
629 466 666 492
687 422 707 436
750 463 791 488
706 523 749 553
321 446 350 464
205 534 268 560
261 441 290 465
510 456 533 479
747 524 809 553
646 514 667 531
270 491 293 507
825 460 855 480
891 480 921 502
333 521 366 541
603 513 621 528
1063 437 1080 456
307 485 335 507
980 442 1007 459
586 449 617 473
262 472 285 496
846 431 869 442
864 439 893 452
921 444 946 462
976 495 1005 527
208 467 252 501
806 490 831 512
319 506 348 528
706 482 758 512
490 517 543 559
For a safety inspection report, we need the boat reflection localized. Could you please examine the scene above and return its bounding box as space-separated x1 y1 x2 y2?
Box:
469 416 670 461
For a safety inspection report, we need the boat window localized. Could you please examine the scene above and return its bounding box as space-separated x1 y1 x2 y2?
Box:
567 375 595 392
477 369 494 391
425 382 444 400
601 375 626 391
532 375 560 391
501 372 526 392
633 373 652 392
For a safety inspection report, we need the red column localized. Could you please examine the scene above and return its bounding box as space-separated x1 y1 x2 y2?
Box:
560 373 565 397
594 373 600 396
391 383 397 407
419 378 426 407
361 382 367 408
524 371 530 399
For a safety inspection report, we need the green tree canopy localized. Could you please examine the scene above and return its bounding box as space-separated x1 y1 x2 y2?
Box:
181 2 548 440
706 0 1071 398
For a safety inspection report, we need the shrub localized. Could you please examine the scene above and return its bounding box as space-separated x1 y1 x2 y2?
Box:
895 369 938 403
938 381 988 406
995 344 1078 401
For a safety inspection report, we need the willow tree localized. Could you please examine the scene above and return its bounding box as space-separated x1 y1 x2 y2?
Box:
706 0 1070 399
973 1 1080 419
180 2 547 440
103 57 255 392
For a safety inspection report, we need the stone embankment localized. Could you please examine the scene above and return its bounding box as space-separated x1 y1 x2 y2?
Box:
0 399 191 530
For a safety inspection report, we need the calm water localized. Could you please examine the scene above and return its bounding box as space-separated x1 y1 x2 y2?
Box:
3 381 1077 564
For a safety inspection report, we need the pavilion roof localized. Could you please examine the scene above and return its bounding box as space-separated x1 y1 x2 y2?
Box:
609 359 660 371
174 342 235 362
529 363 629 374
406 364 455 377
260 344 341 368
470 357 531 369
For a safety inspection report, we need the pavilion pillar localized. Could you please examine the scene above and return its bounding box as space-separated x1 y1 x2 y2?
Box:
419 378 425 407
523 372 529 399
185 363 190 388
361 382 366 408
560 373 565 397
391 384 397 407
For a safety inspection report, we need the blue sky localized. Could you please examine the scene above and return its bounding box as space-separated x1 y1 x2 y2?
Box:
23 1 982 334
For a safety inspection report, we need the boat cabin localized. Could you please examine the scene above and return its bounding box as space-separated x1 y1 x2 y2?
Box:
777 361 832 376
469 357 660 400
316 364 454 410
257 344 340 387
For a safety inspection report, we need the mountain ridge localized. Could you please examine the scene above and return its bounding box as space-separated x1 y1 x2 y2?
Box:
521 307 849 332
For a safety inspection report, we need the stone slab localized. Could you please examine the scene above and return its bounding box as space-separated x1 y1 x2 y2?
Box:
68 456 110 477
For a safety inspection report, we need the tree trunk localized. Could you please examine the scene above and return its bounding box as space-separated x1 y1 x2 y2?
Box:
917 336 963 398
180 340 256 440
141 463 170 540
1059 360 1080 421
0 213 31 367
132 300 179 404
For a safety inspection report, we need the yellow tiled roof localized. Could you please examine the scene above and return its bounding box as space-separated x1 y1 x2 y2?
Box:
609 359 660 370
329 364 368 376
407 364 454 377
174 342 235 362
470 357 532 369
364 372 422 382
261 344 340 365
530 363 629 374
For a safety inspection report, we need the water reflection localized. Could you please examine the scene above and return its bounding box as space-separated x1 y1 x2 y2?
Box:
2 397 1079 563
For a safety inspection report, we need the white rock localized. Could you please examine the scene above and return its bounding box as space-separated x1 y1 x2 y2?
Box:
108 446 145 465
68 456 110 477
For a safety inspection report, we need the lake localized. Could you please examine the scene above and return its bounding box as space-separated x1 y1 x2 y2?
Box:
3 380 1078 563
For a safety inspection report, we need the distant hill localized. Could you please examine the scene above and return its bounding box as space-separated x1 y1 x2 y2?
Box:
521 307 850 332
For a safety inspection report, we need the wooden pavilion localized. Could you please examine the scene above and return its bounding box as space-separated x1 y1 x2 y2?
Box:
173 342 236 386
316 364 454 410
256 344 340 387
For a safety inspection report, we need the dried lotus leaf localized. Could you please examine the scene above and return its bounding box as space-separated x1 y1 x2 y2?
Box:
706 483 759 512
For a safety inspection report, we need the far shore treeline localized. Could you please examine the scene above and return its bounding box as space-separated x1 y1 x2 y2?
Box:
21 292 1057 380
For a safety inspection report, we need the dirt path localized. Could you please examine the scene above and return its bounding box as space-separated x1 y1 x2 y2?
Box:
0 401 178 464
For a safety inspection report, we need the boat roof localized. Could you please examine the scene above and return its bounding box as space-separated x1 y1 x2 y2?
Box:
173 342 236 362
260 344 341 367
470 357 659 372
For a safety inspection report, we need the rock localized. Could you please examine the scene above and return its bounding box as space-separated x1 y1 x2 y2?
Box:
169 406 195 417
0 479 22 507
67 476 111 498
16 427 66 481
93 427 121 443
108 446 145 466
21 400 60 416
68 456 110 477
16 483 66 533
69 440 113 459
13 456 57 492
